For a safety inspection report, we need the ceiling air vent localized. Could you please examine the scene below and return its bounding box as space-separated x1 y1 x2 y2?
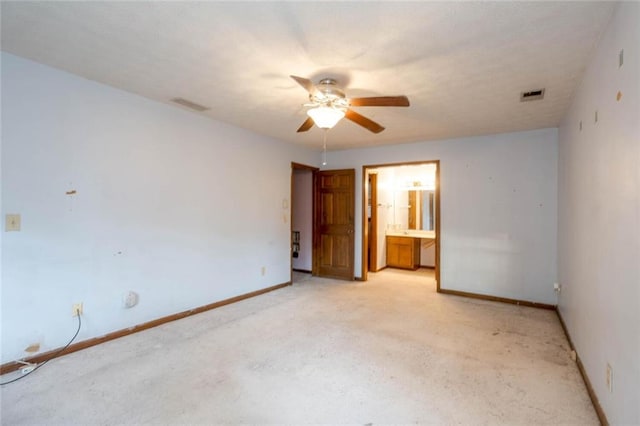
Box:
520 89 545 102
171 97 210 112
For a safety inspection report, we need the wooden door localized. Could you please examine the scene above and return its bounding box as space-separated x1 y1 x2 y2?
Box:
314 169 355 280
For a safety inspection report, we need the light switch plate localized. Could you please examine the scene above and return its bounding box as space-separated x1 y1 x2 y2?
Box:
5 214 21 231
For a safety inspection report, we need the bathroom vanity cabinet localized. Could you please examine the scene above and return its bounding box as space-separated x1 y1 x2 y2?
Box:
386 236 420 270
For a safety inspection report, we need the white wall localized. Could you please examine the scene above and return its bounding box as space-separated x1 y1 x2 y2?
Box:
292 169 312 271
0 53 317 363
325 128 558 304
557 3 639 424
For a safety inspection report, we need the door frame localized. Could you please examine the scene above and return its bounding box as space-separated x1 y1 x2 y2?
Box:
368 172 379 272
361 160 441 289
291 162 319 282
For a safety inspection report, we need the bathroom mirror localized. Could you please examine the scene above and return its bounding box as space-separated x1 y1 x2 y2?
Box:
385 163 437 231
407 190 436 231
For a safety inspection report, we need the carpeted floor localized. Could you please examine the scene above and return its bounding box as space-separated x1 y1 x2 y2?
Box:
0 268 597 424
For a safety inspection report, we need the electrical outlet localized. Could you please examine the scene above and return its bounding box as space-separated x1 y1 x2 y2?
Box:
261 266 266 276
72 303 83 317
553 282 561 293
606 363 613 392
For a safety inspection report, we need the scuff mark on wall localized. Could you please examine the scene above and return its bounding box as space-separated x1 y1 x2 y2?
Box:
24 343 40 353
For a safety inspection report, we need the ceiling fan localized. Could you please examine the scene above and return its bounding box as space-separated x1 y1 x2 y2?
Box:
290 75 410 134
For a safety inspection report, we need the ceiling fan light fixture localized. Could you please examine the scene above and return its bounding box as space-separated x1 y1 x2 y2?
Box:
291 75 408 134
307 106 345 129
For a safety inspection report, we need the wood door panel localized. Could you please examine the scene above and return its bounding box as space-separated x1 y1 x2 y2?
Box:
320 193 333 226
319 234 333 267
318 233 348 271
397 245 414 266
314 169 355 280
320 193 350 226
320 173 352 189
332 192 350 224
387 245 399 266
333 235 350 268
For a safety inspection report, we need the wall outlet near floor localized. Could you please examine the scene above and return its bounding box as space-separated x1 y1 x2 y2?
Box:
553 282 561 293
261 266 266 276
606 363 613 392
72 303 83 316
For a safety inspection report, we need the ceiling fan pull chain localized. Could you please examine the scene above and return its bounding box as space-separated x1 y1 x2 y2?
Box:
322 129 328 166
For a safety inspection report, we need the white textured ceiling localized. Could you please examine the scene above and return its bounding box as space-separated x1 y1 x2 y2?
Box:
1 1 615 150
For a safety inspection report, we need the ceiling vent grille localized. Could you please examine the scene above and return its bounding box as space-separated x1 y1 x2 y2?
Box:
171 97 210 112
520 89 545 102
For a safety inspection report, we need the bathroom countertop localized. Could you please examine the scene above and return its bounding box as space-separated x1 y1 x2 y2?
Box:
386 230 436 239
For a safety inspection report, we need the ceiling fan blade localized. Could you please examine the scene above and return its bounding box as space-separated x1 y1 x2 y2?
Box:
296 117 315 132
349 96 410 107
290 75 316 94
345 109 385 133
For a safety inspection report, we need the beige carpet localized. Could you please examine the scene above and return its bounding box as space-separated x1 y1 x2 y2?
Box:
0 268 597 424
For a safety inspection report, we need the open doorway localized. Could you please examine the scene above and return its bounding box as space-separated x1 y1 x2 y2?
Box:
291 162 317 284
362 161 440 289
291 163 356 283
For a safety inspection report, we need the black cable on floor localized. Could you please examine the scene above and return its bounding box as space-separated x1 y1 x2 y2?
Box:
0 311 82 386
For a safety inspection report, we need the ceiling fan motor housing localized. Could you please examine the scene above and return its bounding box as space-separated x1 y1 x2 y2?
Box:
310 78 348 109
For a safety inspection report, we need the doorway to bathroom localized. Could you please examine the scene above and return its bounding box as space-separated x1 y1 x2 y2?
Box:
362 161 440 288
